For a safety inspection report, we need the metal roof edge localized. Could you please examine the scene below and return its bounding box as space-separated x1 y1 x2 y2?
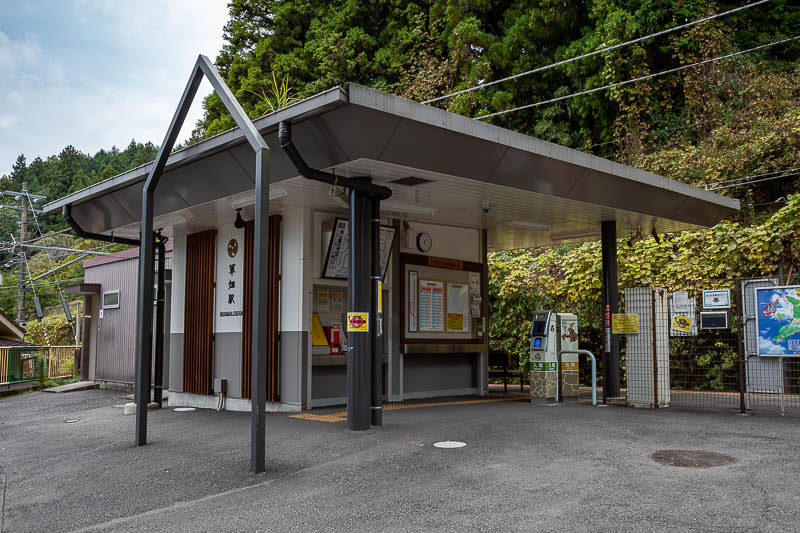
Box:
346 83 740 212
43 86 349 215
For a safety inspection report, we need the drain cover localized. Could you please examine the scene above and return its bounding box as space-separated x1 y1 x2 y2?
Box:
433 441 467 449
173 407 196 412
651 450 737 468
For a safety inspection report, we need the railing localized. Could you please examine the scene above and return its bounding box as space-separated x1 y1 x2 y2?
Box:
0 345 79 386
557 349 598 406
0 347 9 385
48 346 79 379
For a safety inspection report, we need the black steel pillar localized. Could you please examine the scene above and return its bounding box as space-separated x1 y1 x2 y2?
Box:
348 182 372 431
370 197 383 426
251 149 270 472
134 194 155 446
154 233 167 409
601 220 621 398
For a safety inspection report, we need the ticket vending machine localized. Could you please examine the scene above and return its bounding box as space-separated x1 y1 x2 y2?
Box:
529 311 579 400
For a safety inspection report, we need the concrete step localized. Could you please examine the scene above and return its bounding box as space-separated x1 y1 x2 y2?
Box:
42 381 98 393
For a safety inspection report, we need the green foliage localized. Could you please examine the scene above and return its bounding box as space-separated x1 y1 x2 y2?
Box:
489 194 800 373
25 313 76 346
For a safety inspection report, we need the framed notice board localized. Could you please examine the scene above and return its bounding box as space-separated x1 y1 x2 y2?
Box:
401 253 484 343
322 218 396 280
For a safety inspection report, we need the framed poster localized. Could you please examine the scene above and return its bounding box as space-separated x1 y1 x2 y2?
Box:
408 271 418 332
418 279 444 332
322 218 396 280
755 285 800 356
446 282 469 332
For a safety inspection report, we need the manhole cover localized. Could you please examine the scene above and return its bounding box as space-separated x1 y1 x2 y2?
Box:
173 407 196 412
433 441 467 449
65 419 79 424
651 450 737 468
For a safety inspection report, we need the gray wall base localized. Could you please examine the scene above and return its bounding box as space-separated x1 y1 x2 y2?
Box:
402 387 479 400
168 391 301 412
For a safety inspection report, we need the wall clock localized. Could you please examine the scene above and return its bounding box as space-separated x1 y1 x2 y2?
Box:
416 232 432 252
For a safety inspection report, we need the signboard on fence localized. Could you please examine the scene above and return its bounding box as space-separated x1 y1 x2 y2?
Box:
612 313 639 334
755 285 800 356
703 289 731 309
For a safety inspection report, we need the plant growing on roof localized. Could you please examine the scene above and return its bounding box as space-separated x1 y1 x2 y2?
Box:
247 72 302 114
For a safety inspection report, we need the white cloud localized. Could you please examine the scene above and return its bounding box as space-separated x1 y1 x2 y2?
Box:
0 2 229 177
758 336 785 355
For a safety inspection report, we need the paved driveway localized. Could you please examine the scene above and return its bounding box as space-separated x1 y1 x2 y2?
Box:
1 389 798 532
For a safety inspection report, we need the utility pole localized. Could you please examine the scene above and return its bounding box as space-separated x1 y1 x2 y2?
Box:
16 181 28 324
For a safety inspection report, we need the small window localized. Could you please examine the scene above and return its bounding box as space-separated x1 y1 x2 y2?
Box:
102 290 120 309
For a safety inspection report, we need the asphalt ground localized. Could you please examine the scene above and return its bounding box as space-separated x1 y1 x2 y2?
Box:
1 389 799 532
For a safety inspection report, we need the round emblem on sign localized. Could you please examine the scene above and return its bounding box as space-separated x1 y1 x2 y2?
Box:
227 239 239 258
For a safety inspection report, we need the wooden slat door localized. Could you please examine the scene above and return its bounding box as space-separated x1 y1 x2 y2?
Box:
241 215 281 401
183 229 216 395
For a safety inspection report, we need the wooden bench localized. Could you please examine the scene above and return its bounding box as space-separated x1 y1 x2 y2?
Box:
488 350 526 393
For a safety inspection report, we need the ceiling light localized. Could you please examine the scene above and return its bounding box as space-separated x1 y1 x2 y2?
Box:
504 219 551 231
549 229 601 243
228 186 288 209
153 213 192 228
381 201 437 217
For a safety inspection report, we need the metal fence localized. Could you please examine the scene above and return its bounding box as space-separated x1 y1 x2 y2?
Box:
616 277 800 416
0 345 79 386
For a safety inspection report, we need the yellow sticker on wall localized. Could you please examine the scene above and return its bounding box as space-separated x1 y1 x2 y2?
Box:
347 312 369 332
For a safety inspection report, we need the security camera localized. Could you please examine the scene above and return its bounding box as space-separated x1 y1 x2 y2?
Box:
481 201 491 214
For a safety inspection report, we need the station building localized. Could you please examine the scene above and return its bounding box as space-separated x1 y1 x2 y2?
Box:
44 83 738 414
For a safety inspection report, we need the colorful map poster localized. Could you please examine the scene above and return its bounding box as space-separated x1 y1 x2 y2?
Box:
755 285 800 356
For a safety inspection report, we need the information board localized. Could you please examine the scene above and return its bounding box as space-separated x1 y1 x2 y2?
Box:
446 282 469 332
322 218 396 280
418 279 444 332
612 313 639 334
755 285 800 356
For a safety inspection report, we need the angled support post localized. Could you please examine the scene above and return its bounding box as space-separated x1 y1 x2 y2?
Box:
133 55 270 473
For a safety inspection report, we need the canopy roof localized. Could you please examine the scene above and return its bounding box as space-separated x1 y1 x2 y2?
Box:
43 84 738 250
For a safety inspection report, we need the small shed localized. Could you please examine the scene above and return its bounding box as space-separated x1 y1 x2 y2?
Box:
67 243 172 388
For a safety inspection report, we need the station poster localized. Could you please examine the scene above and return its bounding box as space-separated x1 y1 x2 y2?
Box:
322 218 396 280
755 285 800 356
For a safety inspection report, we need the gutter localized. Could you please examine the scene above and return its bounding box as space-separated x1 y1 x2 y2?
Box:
278 121 392 200
62 204 140 246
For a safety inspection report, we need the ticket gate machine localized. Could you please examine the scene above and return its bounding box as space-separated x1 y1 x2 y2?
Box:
529 311 579 399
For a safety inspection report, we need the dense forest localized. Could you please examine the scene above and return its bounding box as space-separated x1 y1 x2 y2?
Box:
1 0 798 353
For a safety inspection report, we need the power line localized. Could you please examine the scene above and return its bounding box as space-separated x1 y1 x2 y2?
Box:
477 34 799 120
706 170 800 191
708 167 800 187
424 0 770 104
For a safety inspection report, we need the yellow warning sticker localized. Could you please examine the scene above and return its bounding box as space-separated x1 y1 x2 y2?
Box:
347 312 369 332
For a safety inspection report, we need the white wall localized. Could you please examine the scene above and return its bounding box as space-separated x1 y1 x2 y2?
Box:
401 222 481 262
170 233 186 335
214 225 245 333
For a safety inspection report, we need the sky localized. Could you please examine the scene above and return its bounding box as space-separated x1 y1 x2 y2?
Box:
0 0 230 177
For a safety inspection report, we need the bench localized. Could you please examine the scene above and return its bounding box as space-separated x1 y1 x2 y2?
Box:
488 350 526 393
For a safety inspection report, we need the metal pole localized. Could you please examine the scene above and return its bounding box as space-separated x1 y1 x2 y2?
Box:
134 191 155 446
348 182 371 431
154 233 166 409
370 197 382 426
601 221 620 397
16 181 27 324
251 149 270 472
734 279 747 414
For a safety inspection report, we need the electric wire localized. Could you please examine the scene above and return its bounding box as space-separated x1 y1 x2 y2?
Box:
476 34 800 120
424 0 770 104
25 191 75 334
705 167 800 188
706 170 800 191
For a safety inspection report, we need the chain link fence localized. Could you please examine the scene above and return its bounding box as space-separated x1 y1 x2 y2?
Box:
614 277 800 415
